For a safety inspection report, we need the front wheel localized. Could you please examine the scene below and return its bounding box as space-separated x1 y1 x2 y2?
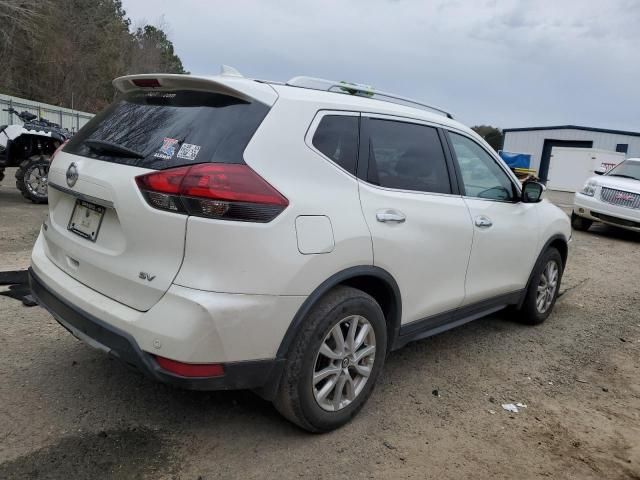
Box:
15 155 50 203
571 212 592 231
516 248 563 325
274 286 387 432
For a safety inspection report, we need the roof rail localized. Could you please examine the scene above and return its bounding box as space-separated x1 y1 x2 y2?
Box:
285 76 454 119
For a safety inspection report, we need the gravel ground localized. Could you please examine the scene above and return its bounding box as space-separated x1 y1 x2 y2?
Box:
1 169 639 479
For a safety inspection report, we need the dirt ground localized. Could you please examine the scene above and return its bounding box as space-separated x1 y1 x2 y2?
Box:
1 168 639 479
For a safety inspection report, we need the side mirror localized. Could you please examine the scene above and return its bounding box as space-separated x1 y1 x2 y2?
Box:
594 166 606 175
522 181 544 203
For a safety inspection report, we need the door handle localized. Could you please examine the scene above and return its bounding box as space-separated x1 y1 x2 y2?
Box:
376 209 406 223
474 215 493 228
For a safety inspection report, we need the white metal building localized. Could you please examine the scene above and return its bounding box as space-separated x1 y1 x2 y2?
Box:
502 125 640 182
545 147 625 192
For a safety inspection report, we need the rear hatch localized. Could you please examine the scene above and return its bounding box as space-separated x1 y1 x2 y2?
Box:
43 74 276 311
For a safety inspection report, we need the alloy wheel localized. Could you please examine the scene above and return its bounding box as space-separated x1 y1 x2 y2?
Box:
312 315 377 412
536 260 559 313
25 162 48 197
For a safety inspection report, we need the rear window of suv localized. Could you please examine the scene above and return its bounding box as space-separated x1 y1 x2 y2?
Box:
312 115 359 174
64 90 270 169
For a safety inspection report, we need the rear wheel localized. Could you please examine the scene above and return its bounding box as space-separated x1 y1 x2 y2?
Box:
0 167 4 183
274 286 387 432
516 248 563 325
571 212 592 231
15 155 50 203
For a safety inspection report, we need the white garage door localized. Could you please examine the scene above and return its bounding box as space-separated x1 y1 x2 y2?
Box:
547 148 625 192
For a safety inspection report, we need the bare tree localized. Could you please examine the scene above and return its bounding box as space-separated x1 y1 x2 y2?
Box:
0 0 50 89
0 0 43 37
0 0 185 113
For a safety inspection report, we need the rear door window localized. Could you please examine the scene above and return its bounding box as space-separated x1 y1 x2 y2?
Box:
312 115 359 174
366 119 452 194
64 90 270 169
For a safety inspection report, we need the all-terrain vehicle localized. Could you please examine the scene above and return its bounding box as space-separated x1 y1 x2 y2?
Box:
0 107 73 203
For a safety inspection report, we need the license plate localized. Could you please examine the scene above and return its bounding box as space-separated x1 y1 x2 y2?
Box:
68 199 105 242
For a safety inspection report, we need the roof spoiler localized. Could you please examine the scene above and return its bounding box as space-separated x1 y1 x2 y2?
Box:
112 71 277 106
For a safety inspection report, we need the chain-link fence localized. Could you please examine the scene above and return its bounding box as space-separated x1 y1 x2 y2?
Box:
0 94 94 132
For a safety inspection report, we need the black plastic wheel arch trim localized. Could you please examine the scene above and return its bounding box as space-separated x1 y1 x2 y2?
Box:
517 233 569 309
275 265 402 359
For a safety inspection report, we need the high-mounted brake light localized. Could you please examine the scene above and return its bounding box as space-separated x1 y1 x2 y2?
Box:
154 355 224 378
132 78 162 88
135 163 288 222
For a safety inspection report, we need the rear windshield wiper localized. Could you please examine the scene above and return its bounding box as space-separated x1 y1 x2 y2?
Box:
608 174 639 180
84 139 145 159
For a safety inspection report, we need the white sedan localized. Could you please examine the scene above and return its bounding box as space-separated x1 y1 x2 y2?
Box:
573 158 640 232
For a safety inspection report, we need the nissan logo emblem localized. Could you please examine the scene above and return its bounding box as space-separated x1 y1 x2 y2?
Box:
66 162 78 188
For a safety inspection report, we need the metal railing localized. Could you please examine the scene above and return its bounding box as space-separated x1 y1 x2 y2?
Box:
0 94 94 132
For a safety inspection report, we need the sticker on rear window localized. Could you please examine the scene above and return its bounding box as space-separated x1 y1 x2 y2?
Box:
154 137 179 159
177 143 201 161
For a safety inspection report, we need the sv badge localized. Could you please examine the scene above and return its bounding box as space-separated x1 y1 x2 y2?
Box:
139 272 156 282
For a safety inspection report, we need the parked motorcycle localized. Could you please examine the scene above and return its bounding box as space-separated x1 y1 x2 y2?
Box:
0 107 73 203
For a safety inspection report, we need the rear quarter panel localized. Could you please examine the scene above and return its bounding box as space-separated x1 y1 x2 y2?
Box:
173 97 374 295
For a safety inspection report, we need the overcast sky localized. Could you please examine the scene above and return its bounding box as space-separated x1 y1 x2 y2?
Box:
122 0 640 130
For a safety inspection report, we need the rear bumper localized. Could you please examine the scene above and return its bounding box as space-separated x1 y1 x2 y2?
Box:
574 193 640 232
29 267 285 392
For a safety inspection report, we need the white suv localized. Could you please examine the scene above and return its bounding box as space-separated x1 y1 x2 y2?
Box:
29 69 571 432
572 158 640 232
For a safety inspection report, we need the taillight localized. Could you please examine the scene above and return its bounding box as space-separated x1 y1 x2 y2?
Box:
154 355 224 378
136 165 189 213
135 163 288 222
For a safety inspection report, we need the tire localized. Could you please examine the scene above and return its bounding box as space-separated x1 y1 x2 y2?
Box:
571 212 592 231
516 248 563 325
0 168 4 183
15 155 50 203
274 286 387 432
